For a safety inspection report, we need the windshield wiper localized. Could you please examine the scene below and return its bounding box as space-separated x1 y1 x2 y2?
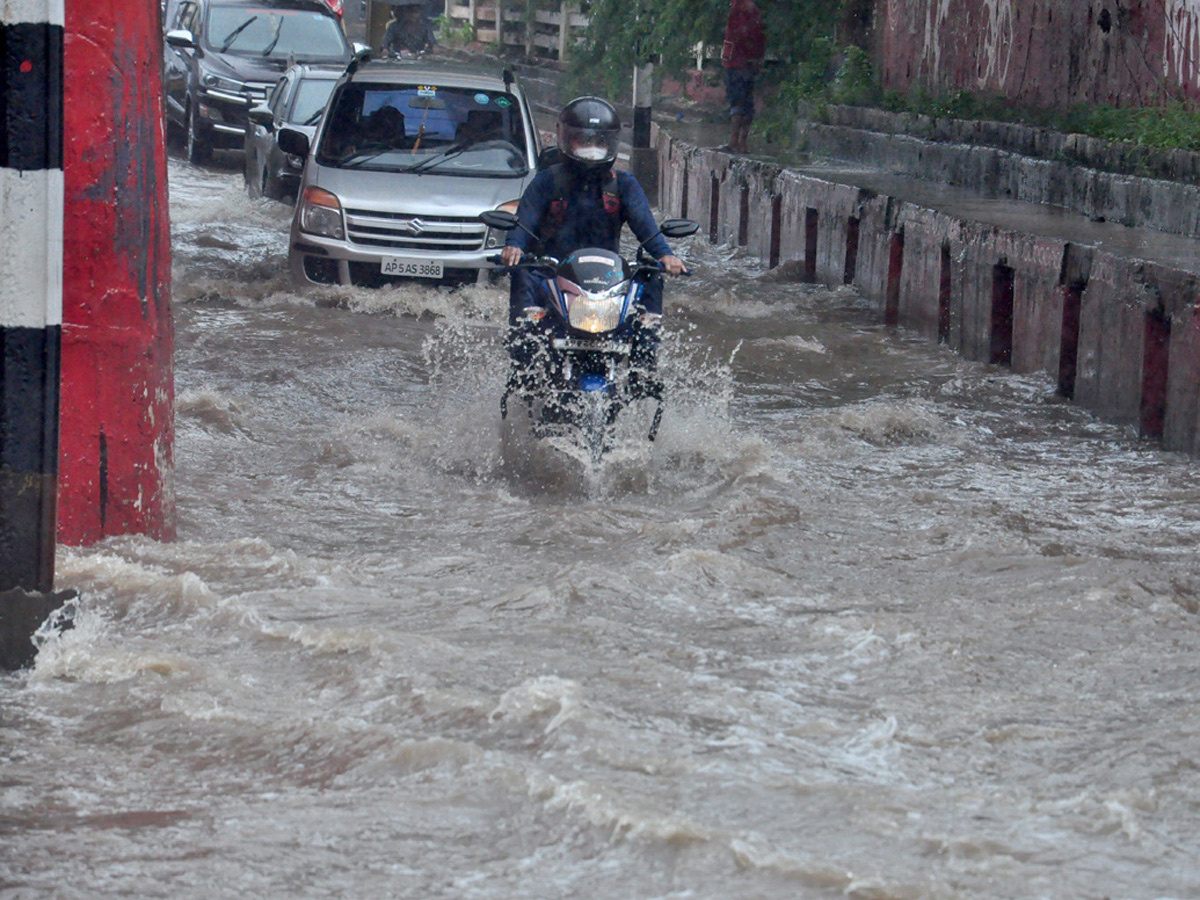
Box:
261 23 282 56
219 15 258 52
404 139 478 174
338 148 395 168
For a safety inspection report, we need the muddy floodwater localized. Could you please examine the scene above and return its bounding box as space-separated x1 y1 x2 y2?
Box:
3 158 1199 900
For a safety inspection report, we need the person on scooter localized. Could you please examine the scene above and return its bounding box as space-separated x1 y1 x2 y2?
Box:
499 97 688 395
381 0 436 57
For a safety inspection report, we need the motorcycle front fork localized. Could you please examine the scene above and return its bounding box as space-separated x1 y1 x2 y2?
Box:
501 320 662 426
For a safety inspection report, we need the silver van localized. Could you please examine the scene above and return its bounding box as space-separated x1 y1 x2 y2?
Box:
281 57 543 287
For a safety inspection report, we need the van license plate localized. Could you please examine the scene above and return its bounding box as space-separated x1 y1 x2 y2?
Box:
380 257 443 278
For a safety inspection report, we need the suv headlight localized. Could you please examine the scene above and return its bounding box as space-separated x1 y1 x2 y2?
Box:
299 187 345 240
201 71 249 103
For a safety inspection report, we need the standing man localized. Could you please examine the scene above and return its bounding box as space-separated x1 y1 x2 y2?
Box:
721 0 766 153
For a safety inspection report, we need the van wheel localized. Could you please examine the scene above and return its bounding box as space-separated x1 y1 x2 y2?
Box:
186 103 213 165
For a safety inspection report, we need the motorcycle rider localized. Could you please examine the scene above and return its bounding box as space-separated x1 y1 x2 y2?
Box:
381 0 436 57
499 96 688 396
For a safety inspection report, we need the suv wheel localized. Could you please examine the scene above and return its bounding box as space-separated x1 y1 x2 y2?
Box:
186 102 213 165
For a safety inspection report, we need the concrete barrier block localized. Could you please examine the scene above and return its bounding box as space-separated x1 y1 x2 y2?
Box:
1166 306 1200 454
1075 257 1152 426
774 172 814 272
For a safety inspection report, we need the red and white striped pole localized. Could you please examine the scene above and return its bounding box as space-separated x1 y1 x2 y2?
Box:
0 0 75 668
58 0 175 545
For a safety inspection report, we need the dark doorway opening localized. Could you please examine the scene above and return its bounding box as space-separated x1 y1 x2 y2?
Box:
937 243 952 343
804 208 818 282
885 231 904 326
1140 308 1171 440
709 174 720 244
990 263 1015 366
843 216 860 285
769 195 782 269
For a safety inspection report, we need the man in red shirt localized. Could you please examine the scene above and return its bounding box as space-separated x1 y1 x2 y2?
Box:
721 0 766 153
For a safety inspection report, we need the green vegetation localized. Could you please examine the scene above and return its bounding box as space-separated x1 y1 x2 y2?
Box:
880 92 1200 152
435 14 475 49
568 0 840 102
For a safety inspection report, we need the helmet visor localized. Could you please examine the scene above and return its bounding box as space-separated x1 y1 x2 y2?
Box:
561 124 618 163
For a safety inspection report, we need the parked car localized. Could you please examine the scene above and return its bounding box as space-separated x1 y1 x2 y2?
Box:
163 0 358 164
282 57 545 288
244 64 342 201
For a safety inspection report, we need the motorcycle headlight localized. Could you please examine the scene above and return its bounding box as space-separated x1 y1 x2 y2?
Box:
567 283 628 333
299 186 344 240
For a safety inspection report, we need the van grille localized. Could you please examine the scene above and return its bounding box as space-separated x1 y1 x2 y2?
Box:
343 209 487 252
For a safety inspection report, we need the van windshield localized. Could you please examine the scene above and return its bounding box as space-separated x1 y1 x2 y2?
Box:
315 82 530 177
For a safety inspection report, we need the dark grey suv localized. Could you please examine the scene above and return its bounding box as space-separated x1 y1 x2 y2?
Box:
163 0 357 163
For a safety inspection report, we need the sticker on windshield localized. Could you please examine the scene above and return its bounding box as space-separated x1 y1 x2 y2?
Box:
577 256 614 265
474 93 490 105
494 97 513 108
417 85 437 98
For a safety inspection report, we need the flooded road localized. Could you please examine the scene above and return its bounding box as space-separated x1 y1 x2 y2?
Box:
4 157 1199 899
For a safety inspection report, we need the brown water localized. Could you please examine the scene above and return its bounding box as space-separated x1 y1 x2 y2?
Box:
2 158 1198 900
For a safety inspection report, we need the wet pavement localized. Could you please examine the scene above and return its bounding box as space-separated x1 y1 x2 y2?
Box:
4 155 1198 900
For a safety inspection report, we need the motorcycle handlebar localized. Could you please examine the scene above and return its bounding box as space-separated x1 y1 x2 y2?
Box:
634 262 692 278
486 253 558 273
487 256 691 277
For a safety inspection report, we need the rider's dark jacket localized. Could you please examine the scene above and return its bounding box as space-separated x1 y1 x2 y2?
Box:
382 16 435 55
505 163 672 321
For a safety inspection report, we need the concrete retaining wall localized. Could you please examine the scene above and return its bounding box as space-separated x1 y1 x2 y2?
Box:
803 106 1200 238
873 0 1200 109
656 124 1200 457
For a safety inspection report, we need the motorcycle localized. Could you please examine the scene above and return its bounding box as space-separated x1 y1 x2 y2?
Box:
480 209 699 466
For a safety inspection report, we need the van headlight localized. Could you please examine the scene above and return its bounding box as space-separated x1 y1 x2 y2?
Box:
299 186 344 240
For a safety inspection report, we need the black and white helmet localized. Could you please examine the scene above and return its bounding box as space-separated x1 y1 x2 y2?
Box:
557 96 620 169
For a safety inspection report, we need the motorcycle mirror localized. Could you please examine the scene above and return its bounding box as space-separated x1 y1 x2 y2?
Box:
658 218 700 238
480 208 543 246
479 209 518 230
